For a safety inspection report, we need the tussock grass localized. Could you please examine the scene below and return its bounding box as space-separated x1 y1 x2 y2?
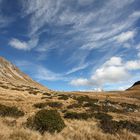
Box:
0 117 140 140
0 104 24 118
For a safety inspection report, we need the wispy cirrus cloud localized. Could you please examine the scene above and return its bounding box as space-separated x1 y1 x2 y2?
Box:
2 0 140 90
115 31 136 43
0 0 14 28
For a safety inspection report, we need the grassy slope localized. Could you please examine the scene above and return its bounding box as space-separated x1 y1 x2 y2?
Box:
0 82 140 140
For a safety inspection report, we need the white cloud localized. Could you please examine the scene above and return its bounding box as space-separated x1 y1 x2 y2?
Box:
138 52 140 58
116 31 136 43
70 78 89 86
9 38 29 50
9 38 38 50
130 11 140 18
70 56 140 87
91 66 130 85
125 60 140 70
104 57 122 66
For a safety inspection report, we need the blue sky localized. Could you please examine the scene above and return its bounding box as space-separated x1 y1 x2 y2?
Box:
0 0 140 91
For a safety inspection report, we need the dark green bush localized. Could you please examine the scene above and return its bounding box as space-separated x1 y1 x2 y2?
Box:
27 109 65 133
33 102 47 109
100 100 118 106
58 94 69 100
84 102 101 112
100 120 120 134
0 104 24 117
29 90 39 95
118 120 140 134
101 105 123 113
64 112 93 120
120 103 139 112
75 96 98 104
41 96 53 100
10 87 25 91
67 103 81 109
0 85 9 89
43 92 51 96
94 112 113 121
100 119 140 134
47 102 63 108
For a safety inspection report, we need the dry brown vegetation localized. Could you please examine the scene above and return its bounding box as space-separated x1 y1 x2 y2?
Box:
0 80 140 140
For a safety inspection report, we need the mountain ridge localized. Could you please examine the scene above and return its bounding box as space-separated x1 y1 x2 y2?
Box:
0 56 49 91
127 81 140 91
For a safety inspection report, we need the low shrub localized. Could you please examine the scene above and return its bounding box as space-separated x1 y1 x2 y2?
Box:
0 104 24 117
41 96 53 100
100 120 120 134
75 96 98 104
94 112 113 121
43 92 51 96
84 103 100 112
47 102 63 108
58 94 69 100
64 112 93 120
120 103 139 112
67 103 81 109
10 87 25 91
33 102 47 109
100 119 140 134
101 105 123 113
0 85 9 89
27 109 65 133
28 91 39 95
118 120 140 134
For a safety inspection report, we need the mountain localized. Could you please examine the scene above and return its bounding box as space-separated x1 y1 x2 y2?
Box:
127 81 140 91
0 56 48 91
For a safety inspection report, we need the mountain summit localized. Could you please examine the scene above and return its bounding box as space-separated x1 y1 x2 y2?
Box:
127 81 140 91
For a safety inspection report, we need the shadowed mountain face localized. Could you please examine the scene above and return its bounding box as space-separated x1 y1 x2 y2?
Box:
127 81 140 91
133 81 140 86
0 57 48 90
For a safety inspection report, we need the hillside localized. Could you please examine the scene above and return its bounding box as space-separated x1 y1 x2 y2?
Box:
0 56 49 92
0 57 140 140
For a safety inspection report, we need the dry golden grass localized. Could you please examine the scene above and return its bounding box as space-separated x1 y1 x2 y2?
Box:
0 119 139 140
0 82 140 140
